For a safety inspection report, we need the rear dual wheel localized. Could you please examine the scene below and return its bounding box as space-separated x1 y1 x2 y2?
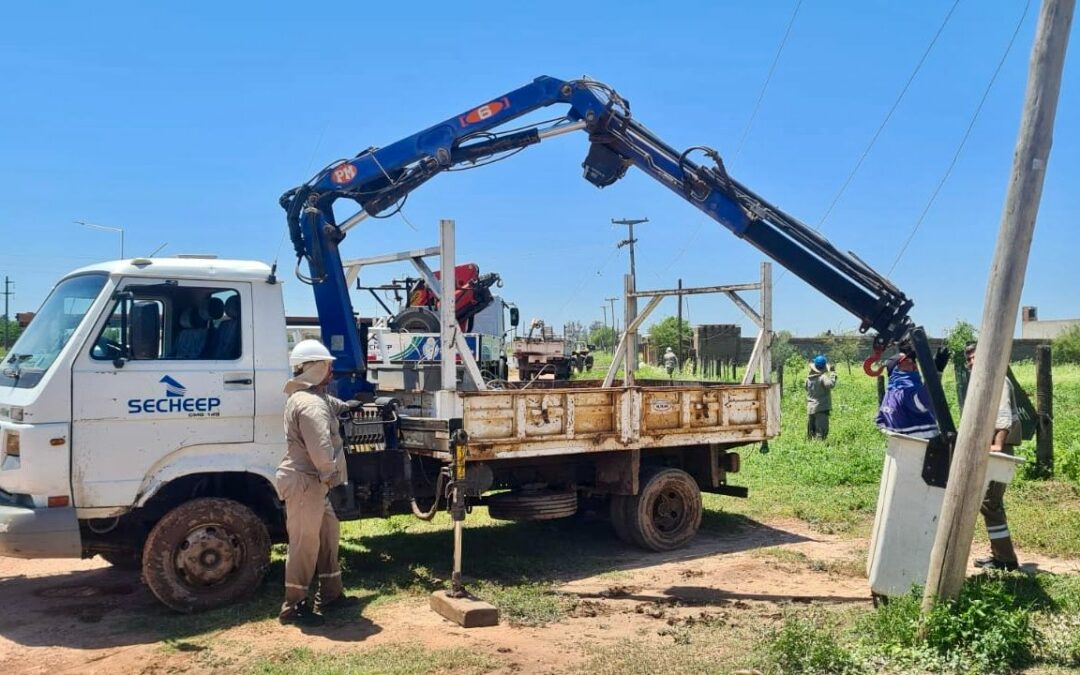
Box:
610 467 702 552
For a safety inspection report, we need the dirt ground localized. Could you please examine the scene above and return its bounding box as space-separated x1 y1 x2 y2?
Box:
2 519 1078 675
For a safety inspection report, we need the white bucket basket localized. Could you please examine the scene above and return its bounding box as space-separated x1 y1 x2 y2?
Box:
866 432 1024 598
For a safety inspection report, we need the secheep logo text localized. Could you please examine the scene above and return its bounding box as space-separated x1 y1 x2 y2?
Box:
127 376 221 416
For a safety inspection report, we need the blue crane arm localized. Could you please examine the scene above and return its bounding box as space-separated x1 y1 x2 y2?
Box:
281 76 924 409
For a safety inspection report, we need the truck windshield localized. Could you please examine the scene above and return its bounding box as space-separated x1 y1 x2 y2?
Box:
0 273 108 389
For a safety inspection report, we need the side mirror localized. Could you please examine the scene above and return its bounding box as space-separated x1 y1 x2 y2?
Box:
111 290 135 368
508 307 520 328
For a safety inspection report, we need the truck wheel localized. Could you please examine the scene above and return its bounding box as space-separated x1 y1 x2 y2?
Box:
488 489 578 521
142 498 270 613
624 468 702 551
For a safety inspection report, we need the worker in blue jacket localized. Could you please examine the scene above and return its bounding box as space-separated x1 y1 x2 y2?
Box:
875 342 948 439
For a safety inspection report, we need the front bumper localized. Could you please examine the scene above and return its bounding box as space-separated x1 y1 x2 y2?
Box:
0 494 81 558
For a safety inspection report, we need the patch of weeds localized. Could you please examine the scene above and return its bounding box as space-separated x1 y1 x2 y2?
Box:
249 644 496 675
471 580 575 626
858 576 1041 674
806 556 864 578
753 547 809 566
761 611 863 674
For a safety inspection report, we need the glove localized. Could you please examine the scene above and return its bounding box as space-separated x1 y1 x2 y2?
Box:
934 346 951 373
345 399 365 410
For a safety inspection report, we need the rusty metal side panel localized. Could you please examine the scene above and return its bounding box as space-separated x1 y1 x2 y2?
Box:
462 392 517 441
460 383 774 461
641 390 682 431
570 390 617 434
522 392 567 437
722 388 765 426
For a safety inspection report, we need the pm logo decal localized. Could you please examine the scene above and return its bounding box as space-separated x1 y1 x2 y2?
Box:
127 376 221 417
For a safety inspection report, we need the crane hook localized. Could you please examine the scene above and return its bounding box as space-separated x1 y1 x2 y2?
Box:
863 347 886 377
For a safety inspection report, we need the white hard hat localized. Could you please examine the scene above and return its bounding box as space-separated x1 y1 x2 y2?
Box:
289 339 336 367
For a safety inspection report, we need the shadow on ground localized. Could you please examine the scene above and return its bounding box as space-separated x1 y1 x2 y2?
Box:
0 509 807 651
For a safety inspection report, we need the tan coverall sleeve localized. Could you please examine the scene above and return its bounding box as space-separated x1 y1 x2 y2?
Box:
995 380 1014 431
296 399 339 485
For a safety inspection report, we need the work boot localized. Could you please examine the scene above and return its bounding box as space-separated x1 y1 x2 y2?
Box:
279 599 325 627
318 593 361 613
974 554 996 568
980 558 1020 572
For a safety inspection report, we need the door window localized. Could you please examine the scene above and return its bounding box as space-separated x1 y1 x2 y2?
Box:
92 285 242 361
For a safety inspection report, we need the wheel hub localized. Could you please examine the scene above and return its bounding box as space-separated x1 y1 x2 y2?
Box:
652 490 686 533
175 525 241 587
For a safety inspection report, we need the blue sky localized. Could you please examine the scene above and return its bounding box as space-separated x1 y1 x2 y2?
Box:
1 1 1076 339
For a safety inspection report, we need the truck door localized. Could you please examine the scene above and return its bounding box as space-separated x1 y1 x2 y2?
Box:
70 279 256 508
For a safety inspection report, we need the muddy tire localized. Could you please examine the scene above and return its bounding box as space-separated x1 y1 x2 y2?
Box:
99 549 142 570
624 467 702 552
609 494 635 544
142 498 270 613
488 489 578 521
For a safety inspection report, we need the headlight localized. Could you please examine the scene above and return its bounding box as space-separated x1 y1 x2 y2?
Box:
0 407 23 421
4 431 19 457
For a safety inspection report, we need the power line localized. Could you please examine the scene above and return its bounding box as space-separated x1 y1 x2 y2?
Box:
887 0 1033 276
816 0 962 229
732 0 804 164
775 0 962 285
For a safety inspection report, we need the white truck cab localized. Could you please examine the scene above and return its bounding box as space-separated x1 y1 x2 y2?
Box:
0 257 288 610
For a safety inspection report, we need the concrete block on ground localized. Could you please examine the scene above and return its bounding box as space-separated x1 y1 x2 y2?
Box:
429 590 499 628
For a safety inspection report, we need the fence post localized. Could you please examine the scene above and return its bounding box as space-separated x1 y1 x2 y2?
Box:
1036 344 1054 475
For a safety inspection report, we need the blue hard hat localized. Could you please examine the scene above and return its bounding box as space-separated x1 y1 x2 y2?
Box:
813 355 827 369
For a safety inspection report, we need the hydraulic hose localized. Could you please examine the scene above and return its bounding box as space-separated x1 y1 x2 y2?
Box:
403 450 446 521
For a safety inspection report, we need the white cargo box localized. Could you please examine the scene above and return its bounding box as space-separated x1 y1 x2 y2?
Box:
866 432 1024 598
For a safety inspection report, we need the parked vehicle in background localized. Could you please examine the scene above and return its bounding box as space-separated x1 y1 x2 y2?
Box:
512 319 574 380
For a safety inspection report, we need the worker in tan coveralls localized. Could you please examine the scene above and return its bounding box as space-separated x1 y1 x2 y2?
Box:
965 341 1021 572
277 339 361 626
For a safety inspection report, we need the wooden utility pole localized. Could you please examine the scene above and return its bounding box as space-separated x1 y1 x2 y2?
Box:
600 305 608 351
677 278 684 370
614 218 647 371
605 297 619 334
1035 344 1054 474
922 0 1073 608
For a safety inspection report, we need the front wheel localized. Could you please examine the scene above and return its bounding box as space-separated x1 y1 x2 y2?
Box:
142 497 270 612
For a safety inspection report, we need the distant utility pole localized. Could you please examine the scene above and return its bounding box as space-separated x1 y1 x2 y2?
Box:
600 305 608 350
2 276 12 351
605 297 619 333
922 0 1073 609
613 218 647 371
612 217 648 280
677 278 684 370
